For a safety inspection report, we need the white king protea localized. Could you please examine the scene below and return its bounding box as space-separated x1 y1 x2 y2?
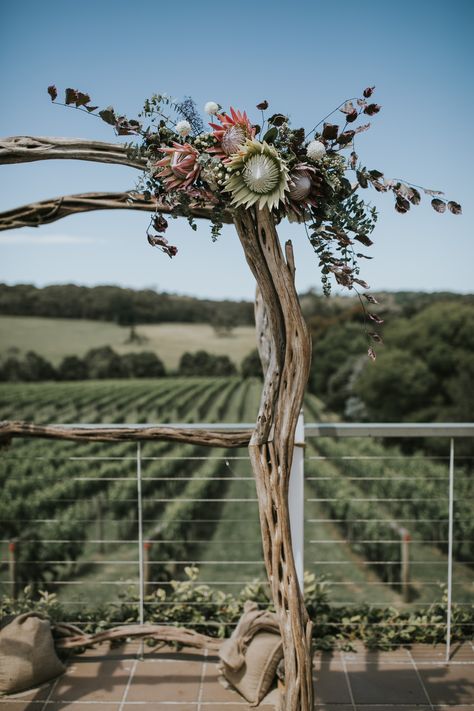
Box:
306 140 326 161
225 139 289 210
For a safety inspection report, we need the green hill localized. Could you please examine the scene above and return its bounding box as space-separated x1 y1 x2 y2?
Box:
0 316 257 370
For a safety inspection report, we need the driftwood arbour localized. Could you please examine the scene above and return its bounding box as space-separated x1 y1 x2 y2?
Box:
0 137 314 710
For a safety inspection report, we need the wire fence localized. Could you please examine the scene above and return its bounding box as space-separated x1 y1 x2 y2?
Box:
1 420 473 663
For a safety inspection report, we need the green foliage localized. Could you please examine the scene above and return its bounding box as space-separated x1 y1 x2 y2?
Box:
354 349 436 422
240 349 263 379
121 351 166 378
308 297 474 429
2 571 472 649
84 346 125 379
178 350 237 376
0 283 254 326
0 347 167 381
0 351 57 382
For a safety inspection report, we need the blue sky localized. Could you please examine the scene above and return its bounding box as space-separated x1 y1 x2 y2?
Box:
0 0 472 299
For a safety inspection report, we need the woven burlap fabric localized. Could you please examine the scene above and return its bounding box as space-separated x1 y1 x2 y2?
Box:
221 630 283 706
0 613 65 695
218 602 282 706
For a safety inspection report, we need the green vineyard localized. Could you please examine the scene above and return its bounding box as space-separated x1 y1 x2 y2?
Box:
1 378 473 622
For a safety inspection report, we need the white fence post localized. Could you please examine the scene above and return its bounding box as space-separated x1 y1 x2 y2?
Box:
289 409 305 595
136 442 145 628
446 437 455 663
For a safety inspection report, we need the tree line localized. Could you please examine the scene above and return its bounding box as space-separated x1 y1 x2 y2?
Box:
0 283 254 327
308 298 474 453
0 346 263 382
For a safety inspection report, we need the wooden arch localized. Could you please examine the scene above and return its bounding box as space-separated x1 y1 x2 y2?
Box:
0 135 314 710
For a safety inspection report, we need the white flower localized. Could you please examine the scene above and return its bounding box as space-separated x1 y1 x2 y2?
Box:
306 140 326 161
204 101 219 115
176 120 192 137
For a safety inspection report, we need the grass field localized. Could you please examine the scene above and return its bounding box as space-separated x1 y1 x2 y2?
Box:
0 316 257 370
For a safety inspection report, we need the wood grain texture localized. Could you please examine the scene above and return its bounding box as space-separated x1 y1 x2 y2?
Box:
234 206 314 711
0 191 233 231
0 136 146 168
0 421 251 448
54 622 221 651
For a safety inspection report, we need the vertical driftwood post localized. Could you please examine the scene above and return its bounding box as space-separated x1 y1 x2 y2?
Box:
233 205 314 711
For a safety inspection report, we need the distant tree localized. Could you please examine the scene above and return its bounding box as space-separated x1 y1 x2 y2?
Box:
22 351 57 381
58 355 88 381
308 322 367 400
212 354 237 376
84 346 124 379
211 312 236 337
0 357 24 382
241 349 263 379
178 350 236 376
121 351 166 378
353 348 436 421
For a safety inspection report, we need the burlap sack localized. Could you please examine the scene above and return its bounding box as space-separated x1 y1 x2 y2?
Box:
221 630 283 706
0 613 66 695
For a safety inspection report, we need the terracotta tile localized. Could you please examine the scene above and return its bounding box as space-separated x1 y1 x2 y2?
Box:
346 664 428 704
410 643 449 662
125 659 202 702
313 649 342 666
448 641 474 661
200 663 248 702
0 679 54 706
313 663 352 704
200 706 274 710
357 707 431 711
416 662 474 705
122 705 197 710
342 647 410 665
28 705 119 711
50 658 130 702
0 700 46 711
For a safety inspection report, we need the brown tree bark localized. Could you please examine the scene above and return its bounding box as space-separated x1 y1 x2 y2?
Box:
0 421 251 448
0 136 146 169
233 206 314 711
0 191 232 231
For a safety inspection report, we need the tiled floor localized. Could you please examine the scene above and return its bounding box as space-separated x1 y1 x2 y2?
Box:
2 641 473 710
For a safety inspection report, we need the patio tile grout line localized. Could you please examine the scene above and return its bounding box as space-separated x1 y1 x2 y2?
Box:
339 651 357 711
196 648 208 711
406 648 435 711
39 673 62 711
117 656 139 711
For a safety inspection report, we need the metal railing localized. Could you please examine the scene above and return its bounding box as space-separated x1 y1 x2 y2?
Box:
1 419 473 663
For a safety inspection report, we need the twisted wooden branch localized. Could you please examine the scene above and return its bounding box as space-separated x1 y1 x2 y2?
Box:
0 421 252 448
0 191 233 231
53 622 221 651
0 136 146 169
234 206 313 711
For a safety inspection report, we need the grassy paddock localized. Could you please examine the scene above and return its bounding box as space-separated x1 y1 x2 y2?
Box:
0 316 257 370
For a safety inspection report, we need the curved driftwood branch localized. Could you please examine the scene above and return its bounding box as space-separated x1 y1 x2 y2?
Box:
53 622 221 651
0 191 233 231
0 136 146 169
0 421 252 448
234 206 313 711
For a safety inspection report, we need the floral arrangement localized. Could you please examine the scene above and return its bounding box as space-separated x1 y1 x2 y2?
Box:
48 86 461 357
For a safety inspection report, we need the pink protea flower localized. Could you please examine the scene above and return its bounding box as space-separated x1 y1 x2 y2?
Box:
155 142 201 190
209 107 256 160
286 163 324 218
